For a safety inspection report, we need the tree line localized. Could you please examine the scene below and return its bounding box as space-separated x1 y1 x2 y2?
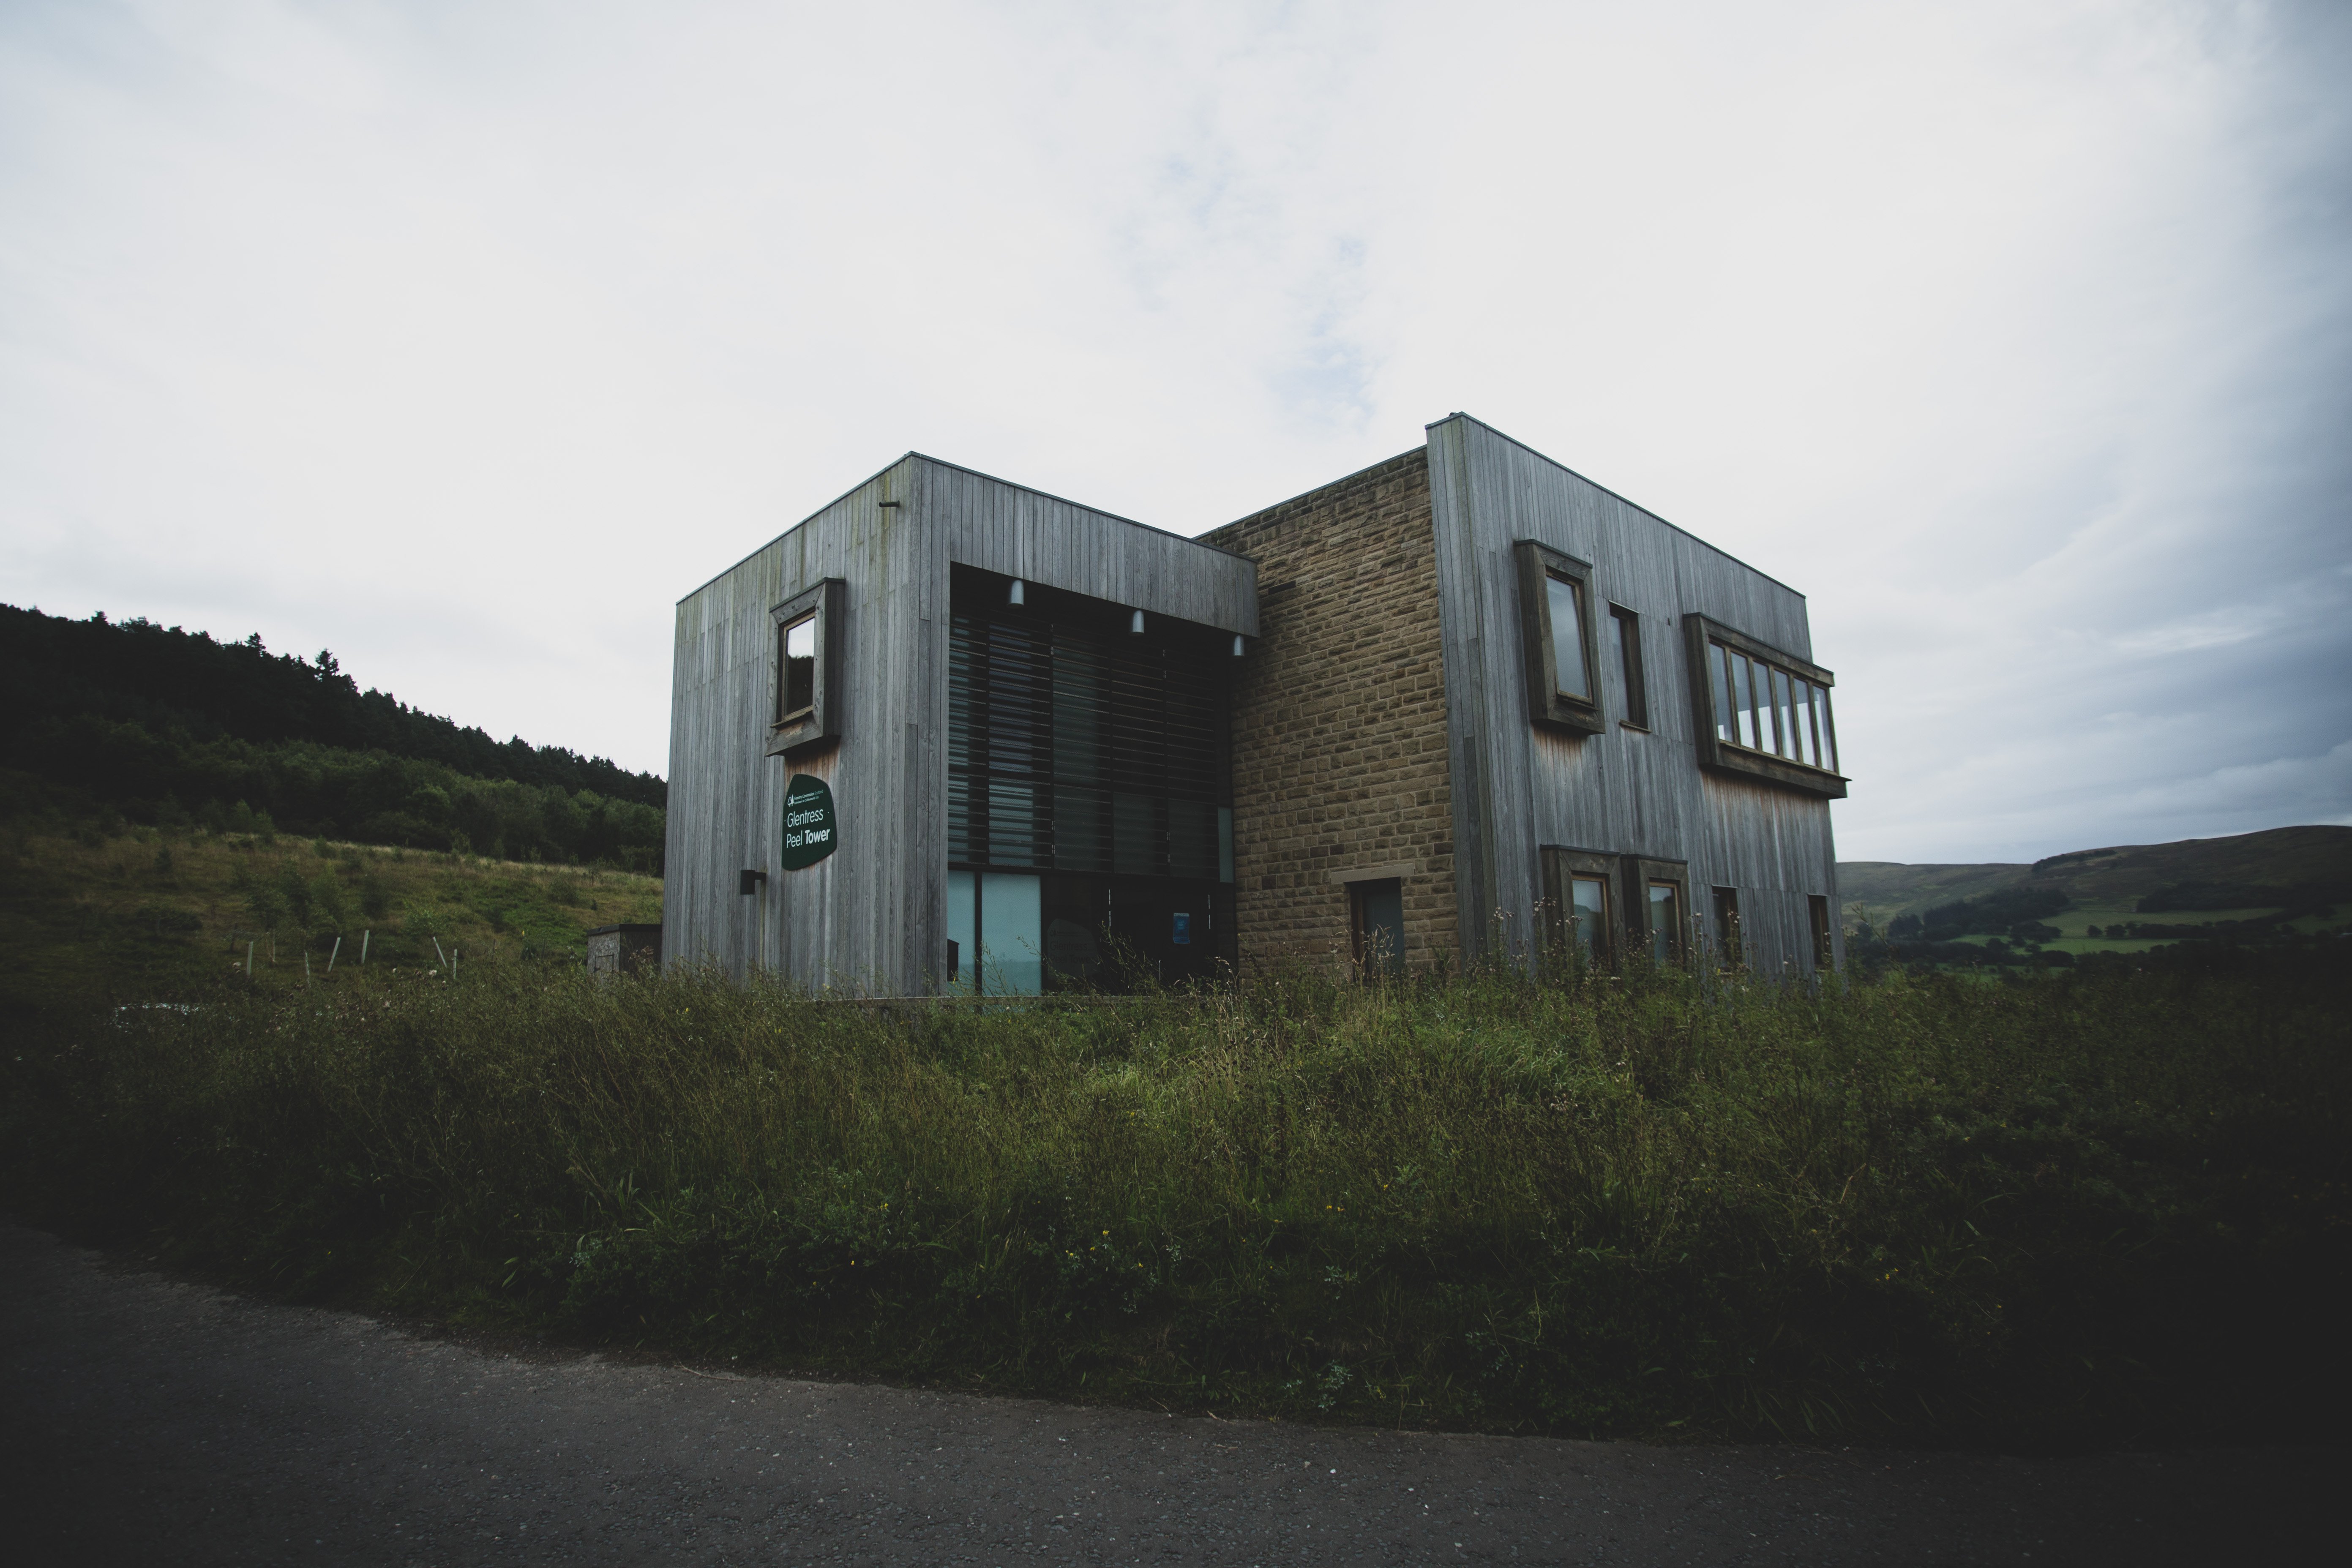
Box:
3 606 664 870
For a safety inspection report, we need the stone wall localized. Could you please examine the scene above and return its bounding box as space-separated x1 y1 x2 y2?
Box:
1205 447 1458 974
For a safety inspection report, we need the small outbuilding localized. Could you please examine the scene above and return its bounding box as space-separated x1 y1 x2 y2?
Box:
664 414 1847 993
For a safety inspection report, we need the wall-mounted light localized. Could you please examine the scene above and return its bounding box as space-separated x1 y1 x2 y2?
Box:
1007 579 1026 606
1231 634 1246 657
1130 609 1146 634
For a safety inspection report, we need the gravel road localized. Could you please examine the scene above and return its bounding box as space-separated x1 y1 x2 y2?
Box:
0 1223 2334 1566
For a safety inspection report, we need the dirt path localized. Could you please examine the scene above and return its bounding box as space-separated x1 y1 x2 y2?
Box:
0 1224 2333 1566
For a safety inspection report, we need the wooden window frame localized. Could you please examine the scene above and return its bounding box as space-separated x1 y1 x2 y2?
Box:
1513 540 1605 737
1539 844 1617 965
767 577 846 758
1609 603 1649 730
1711 884 1743 967
1622 854 1689 965
1681 613 1846 799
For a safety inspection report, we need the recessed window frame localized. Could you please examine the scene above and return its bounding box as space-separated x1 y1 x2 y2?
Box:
1539 844 1618 967
1609 603 1649 730
1681 613 1846 799
1512 540 1605 737
1622 854 1689 967
767 577 846 758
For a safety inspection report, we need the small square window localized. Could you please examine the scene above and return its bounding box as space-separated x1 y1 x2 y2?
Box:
780 615 818 722
1539 845 1617 968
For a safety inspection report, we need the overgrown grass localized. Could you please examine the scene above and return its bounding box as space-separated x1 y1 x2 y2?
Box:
5 954 2345 1450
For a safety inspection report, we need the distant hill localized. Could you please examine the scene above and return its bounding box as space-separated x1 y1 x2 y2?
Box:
0 605 662 808
0 605 666 869
1841 825 2352 920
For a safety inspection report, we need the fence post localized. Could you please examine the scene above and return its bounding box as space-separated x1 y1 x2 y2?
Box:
360 929 370 965
245 940 254 976
328 936 341 972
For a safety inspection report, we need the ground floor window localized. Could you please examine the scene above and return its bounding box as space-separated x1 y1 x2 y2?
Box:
1711 885 1742 965
1809 894 1835 972
1347 877 1405 978
948 869 1230 994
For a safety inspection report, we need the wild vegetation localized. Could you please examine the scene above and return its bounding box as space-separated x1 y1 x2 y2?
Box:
0 781 660 1025
0 606 665 867
5 943 2344 1451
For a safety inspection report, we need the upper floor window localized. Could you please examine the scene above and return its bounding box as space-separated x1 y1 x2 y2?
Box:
780 614 818 722
767 577 844 758
1681 613 1845 798
1512 540 1604 736
1610 603 1648 728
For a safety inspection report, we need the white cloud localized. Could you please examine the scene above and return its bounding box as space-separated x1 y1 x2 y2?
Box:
1 0 2346 858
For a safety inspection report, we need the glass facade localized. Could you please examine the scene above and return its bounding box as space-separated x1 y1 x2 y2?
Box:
947 567 1234 992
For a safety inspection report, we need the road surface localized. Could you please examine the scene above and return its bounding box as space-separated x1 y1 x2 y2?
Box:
0 1223 2333 1565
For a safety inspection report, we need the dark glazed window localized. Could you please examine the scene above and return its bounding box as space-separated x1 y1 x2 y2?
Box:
780 615 817 721
1547 575 1589 699
767 578 844 758
1682 614 1844 799
1513 540 1604 736
1809 894 1835 972
1610 604 1648 728
1539 845 1617 967
1711 885 1741 965
1647 881 1683 965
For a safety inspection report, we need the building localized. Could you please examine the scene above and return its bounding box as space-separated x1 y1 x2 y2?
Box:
663 413 1846 993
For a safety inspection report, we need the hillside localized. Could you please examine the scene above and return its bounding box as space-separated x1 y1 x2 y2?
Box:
1839 825 2352 920
0 607 666 867
1839 824 2352 964
0 801 661 1023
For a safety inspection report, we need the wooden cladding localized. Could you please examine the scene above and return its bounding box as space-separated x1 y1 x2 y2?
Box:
1512 540 1605 736
949 591 1233 882
766 577 844 758
1682 612 1847 799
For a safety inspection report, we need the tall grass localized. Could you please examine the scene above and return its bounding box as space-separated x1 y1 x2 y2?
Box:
5 954 2345 1448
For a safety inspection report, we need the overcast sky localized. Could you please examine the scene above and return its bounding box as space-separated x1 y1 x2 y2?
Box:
3 0 2347 864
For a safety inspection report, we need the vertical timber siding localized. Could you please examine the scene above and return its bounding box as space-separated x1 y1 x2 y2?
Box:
1427 415 1841 973
1206 450 1459 974
666 455 1254 994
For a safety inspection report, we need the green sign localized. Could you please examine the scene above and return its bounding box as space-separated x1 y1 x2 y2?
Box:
780 773 838 869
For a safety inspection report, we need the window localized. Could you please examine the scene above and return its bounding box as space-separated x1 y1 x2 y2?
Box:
1809 894 1835 972
1348 877 1405 979
1610 604 1648 728
780 615 817 720
1623 855 1688 967
1539 845 1616 966
1513 540 1604 736
1711 885 1742 966
1682 614 1845 798
767 578 845 757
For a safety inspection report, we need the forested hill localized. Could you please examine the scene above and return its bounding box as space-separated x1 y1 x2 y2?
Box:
0 605 661 808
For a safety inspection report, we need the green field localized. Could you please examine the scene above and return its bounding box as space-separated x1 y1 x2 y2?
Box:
0 789 661 1023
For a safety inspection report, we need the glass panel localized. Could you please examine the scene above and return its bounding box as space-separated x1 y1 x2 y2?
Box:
1570 875 1608 957
1217 807 1234 884
1731 654 1755 749
1711 642 1736 743
986 780 1042 867
979 872 1042 995
1050 784 1109 873
783 615 817 717
1167 798 1214 879
1790 679 1814 766
946 870 976 993
1818 687 1839 773
1546 574 1589 699
1113 791 1157 876
1649 881 1680 965
1771 668 1795 758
